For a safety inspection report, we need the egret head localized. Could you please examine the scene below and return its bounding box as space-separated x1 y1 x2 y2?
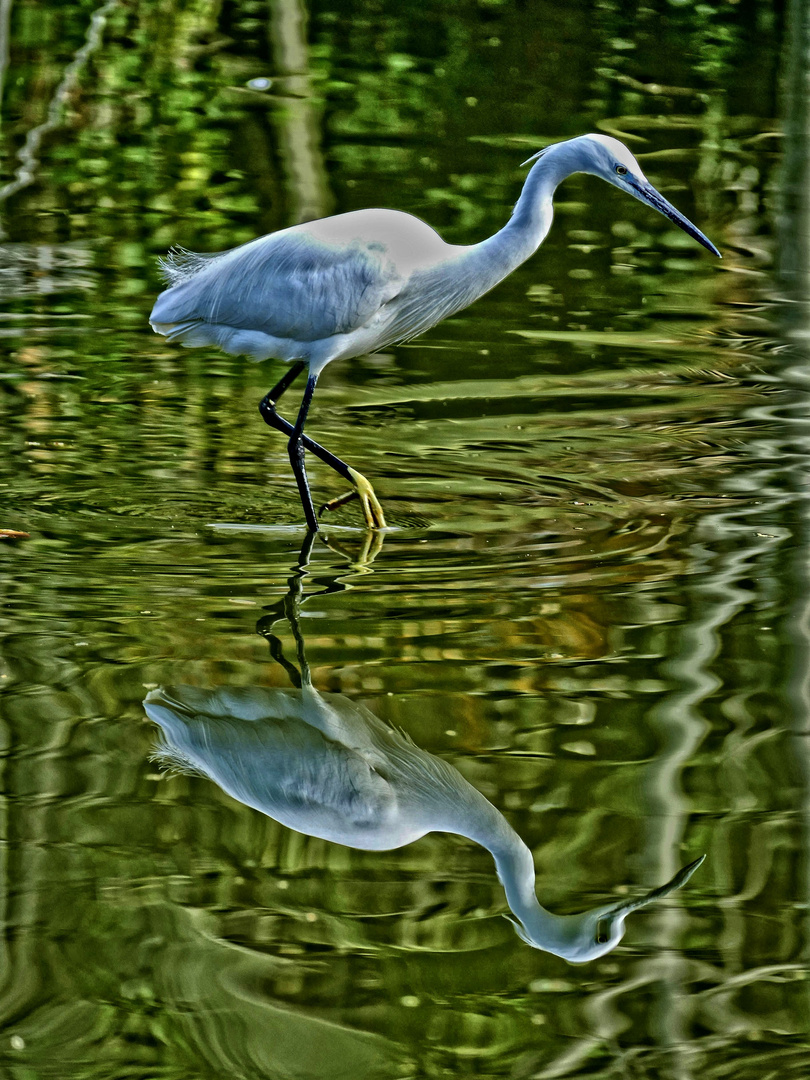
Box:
524 134 720 257
505 854 706 963
584 133 720 256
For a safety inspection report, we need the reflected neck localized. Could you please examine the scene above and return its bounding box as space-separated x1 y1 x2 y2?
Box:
450 792 561 939
491 837 555 929
491 840 596 957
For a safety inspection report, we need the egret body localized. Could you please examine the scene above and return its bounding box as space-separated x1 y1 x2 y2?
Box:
150 134 720 531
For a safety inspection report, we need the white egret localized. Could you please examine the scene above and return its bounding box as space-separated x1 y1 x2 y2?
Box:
150 134 720 531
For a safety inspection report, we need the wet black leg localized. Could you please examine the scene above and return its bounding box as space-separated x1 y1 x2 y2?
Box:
288 373 320 532
261 360 306 409
259 366 356 486
258 364 387 530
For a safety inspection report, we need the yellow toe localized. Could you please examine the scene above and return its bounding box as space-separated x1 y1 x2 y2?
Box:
348 467 387 530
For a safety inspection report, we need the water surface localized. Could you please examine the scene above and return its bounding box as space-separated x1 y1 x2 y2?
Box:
1 1 809 1078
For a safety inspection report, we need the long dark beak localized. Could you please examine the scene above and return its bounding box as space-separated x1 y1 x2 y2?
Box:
592 854 706 947
607 854 706 921
632 181 721 257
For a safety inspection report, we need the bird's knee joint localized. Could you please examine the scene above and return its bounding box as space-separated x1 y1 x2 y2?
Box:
287 433 304 459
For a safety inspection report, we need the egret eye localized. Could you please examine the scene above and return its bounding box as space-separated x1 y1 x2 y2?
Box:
615 164 628 176
595 919 610 945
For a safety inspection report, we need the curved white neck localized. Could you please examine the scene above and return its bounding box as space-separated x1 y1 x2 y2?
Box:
507 138 590 246
454 139 591 295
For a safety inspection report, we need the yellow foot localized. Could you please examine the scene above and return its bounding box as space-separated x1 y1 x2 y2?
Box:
319 466 387 530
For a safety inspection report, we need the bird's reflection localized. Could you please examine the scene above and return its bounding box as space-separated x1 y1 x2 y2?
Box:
145 545 703 963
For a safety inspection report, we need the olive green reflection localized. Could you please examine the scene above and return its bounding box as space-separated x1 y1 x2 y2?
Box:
144 551 704 964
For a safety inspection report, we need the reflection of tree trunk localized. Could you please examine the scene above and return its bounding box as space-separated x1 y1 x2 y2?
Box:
268 0 332 223
0 0 12 116
0 674 6 1013
0 680 68 1033
0 0 116 238
779 0 810 973
779 0 810 313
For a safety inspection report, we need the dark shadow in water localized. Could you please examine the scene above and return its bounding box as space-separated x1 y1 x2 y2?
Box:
144 536 704 964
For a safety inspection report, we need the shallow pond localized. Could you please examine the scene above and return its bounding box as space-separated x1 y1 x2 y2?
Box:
1 1 809 1078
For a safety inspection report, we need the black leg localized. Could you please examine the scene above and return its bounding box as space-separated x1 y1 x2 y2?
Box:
258 364 387 531
288 373 320 532
259 367 356 486
263 360 306 407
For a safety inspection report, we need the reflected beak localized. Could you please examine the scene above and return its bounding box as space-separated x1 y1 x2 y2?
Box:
632 181 721 257
606 854 707 922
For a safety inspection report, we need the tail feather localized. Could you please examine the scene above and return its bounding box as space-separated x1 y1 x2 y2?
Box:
159 246 224 286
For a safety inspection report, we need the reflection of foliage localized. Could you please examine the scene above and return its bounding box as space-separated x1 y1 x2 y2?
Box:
0 0 783 253
0 0 775 354
0 4 801 1078
591 0 781 98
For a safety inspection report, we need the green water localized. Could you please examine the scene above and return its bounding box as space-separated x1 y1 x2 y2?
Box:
2 0 810 1077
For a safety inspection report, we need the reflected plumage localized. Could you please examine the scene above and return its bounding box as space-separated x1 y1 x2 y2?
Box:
150 134 720 532
145 679 704 963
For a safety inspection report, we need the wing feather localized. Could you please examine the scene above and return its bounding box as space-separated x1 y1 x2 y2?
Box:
150 228 403 344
